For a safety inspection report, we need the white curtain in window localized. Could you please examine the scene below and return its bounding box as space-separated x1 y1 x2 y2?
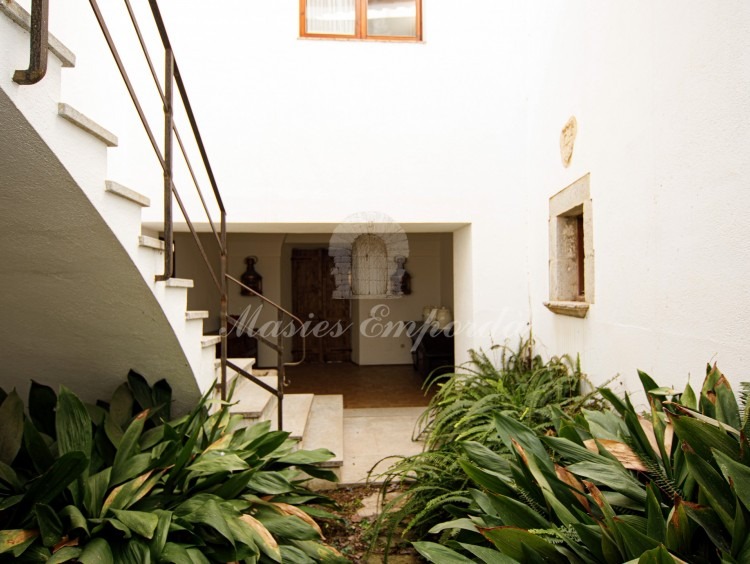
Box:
306 0 356 35
352 234 388 296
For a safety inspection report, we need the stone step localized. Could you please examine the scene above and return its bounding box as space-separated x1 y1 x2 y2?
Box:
58 103 118 147
138 235 165 251
230 374 279 420
201 335 221 348
104 180 150 207
282 393 314 441
186 310 209 320
164 278 194 288
300 395 344 468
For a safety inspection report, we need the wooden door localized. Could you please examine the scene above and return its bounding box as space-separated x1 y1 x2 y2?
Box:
292 249 352 363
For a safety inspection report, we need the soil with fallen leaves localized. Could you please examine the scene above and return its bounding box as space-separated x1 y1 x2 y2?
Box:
318 485 424 564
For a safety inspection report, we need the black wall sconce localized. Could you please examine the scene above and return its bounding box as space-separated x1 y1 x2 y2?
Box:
240 256 263 295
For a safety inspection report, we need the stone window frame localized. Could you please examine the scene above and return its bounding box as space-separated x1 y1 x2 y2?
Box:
544 173 594 318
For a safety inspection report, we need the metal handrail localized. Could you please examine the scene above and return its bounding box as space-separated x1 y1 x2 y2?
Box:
80 0 303 430
225 275 308 431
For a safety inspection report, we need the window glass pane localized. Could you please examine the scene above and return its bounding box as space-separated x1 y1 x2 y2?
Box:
367 0 417 37
306 0 356 35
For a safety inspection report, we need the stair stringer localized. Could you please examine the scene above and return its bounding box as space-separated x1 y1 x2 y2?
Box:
0 2 215 401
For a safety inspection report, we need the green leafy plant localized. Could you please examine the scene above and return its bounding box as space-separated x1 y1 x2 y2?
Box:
416 363 750 563
0 371 348 563
368 339 601 550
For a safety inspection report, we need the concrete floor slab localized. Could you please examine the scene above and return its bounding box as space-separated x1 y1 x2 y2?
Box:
340 407 426 485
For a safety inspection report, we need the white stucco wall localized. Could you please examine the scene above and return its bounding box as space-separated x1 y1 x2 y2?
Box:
34 1 750 396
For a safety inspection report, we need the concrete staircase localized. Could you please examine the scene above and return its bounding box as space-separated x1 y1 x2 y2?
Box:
1 1 348 471
223 366 345 471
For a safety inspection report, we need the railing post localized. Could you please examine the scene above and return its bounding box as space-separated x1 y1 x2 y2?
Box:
277 309 284 431
156 47 174 281
13 0 49 85
220 211 228 401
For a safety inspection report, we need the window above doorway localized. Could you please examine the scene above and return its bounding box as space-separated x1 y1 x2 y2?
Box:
299 0 422 42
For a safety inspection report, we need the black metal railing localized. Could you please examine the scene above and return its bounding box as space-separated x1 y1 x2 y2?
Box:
14 0 304 430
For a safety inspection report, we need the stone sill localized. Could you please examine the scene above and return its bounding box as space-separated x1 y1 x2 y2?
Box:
543 301 590 318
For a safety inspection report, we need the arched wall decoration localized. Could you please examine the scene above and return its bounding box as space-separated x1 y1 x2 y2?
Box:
329 211 410 299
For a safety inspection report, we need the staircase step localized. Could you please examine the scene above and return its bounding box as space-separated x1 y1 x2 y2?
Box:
230 374 278 419
215 357 256 373
282 393 314 441
58 103 118 147
138 235 165 251
201 335 221 348
105 180 150 207
300 395 344 468
0 1 75 67
186 310 209 320
164 278 194 288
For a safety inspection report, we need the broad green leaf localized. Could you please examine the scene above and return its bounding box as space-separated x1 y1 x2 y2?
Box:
494 414 553 473
230 515 272 560
23 419 54 474
428 518 479 535
565 460 646 504
0 391 24 465
713 375 741 430
279 545 314 564
459 543 518 564
713 449 750 512
670 415 739 461
187 452 249 475
0 460 21 489
681 502 731 554
61 504 90 536
35 503 63 547
19 452 87 515
47 546 83 564
56 386 92 460
109 383 134 429
636 545 683 563
458 459 516 498
85 468 111 517
257 514 320 541
148 510 172 561
599 387 628 416
128 370 154 410
28 381 56 436
104 414 124 449
473 490 549 529
247 471 294 495
646 484 666 542
683 450 735 530
665 499 691 555
412 541 477 563
159 543 197 564
78 537 114 564
276 448 335 466
481 527 567 563
0 530 38 555
462 441 512 474
180 498 235 546
680 382 697 411
102 470 155 515
614 518 661 560
152 379 172 422
638 370 660 395
110 411 148 486
111 509 159 540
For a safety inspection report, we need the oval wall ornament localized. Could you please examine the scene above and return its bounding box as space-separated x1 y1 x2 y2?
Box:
560 116 578 168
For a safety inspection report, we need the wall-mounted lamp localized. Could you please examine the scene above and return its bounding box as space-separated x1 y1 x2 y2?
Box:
240 256 263 296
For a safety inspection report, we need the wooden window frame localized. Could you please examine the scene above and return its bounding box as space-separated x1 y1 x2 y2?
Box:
299 0 423 42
